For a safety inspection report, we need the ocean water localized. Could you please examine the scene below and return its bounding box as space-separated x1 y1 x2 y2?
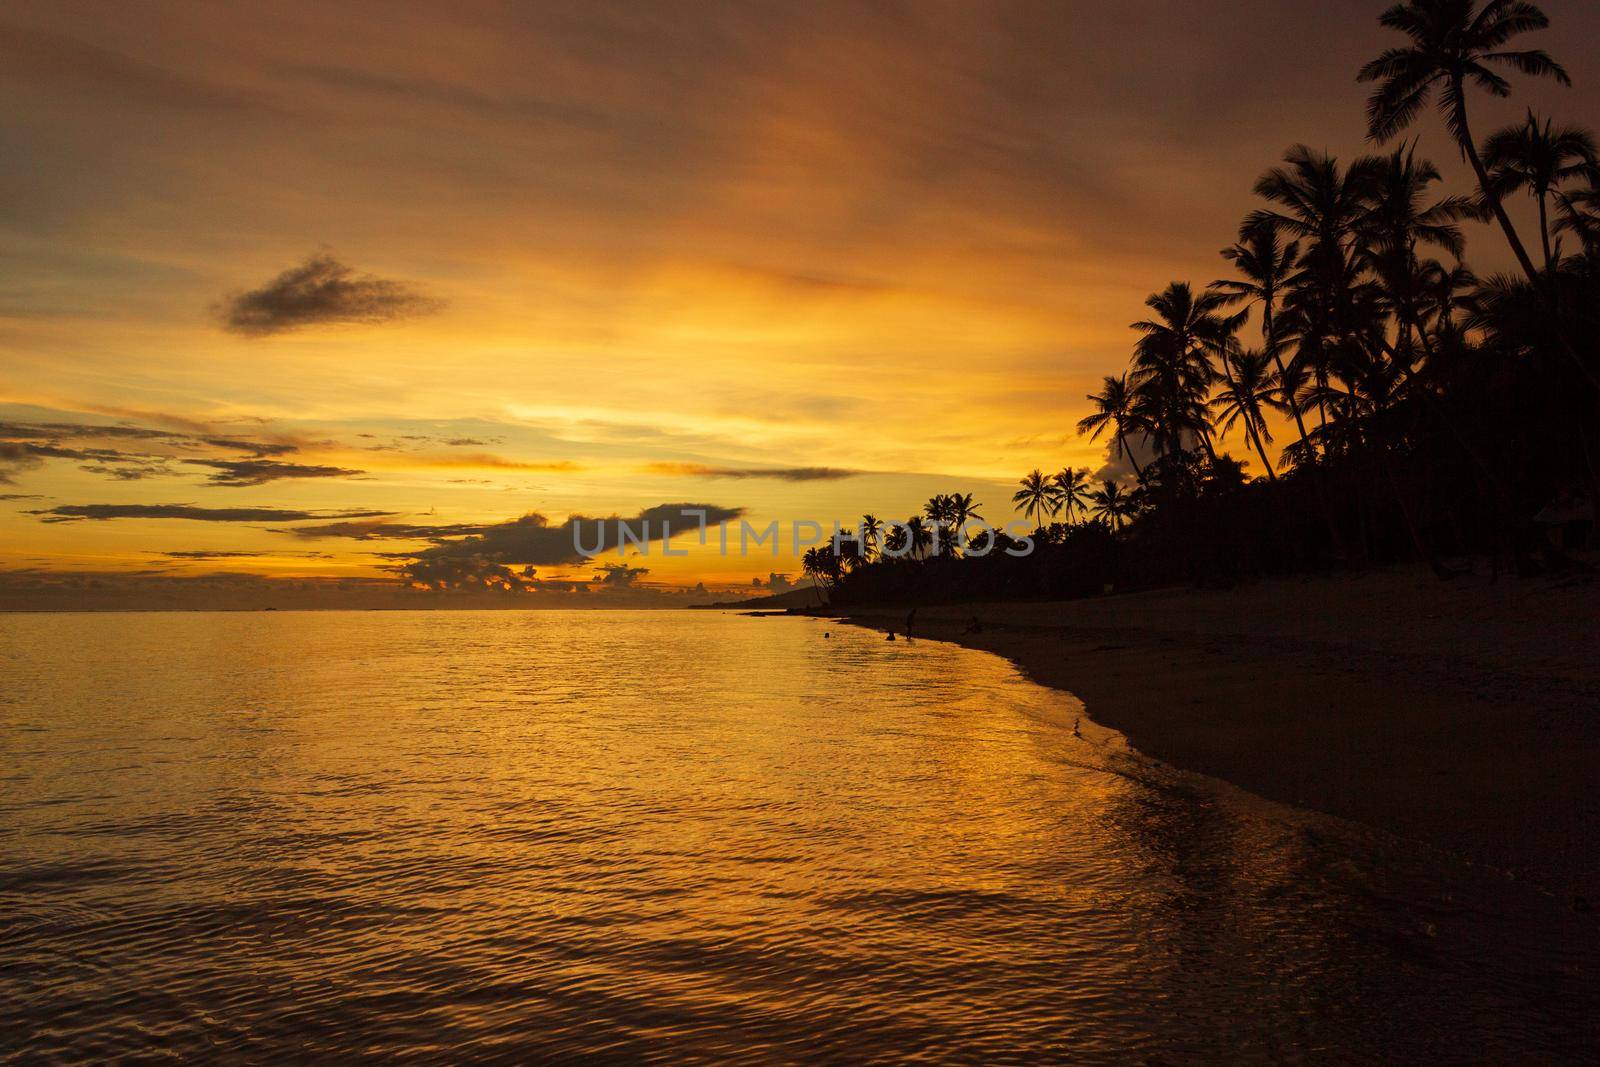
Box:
1 610 1594 1062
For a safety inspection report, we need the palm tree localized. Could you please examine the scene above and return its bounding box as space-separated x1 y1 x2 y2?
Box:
922 495 955 556
1129 282 1227 459
859 514 883 561
904 516 934 560
1077 372 1149 478
1358 0 1570 286
1012 469 1059 531
1479 111 1598 272
1209 350 1284 480
1087 480 1137 532
1052 467 1093 523
1213 223 1312 454
948 492 983 549
801 547 826 605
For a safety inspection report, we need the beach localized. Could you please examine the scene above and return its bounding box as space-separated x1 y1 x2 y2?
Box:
835 566 1600 905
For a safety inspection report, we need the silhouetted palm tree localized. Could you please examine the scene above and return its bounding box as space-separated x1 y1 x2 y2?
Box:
1479 111 1598 272
1087 480 1136 532
1130 282 1227 459
859 514 883 561
948 492 983 549
1214 223 1311 453
1012 469 1059 531
1358 0 1569 285
1052 468 1092 524
1210 350 1284 480
1077 373 1149 478
905 516 934 559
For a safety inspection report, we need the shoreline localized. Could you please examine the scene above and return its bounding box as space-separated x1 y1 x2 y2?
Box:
831 566 1600 906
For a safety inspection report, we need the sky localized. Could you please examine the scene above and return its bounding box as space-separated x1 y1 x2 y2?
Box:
3 0 1598 607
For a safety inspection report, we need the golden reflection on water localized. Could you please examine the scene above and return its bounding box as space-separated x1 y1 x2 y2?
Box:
1 610 1595 1061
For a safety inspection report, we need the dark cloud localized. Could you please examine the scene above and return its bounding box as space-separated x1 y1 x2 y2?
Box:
183 458 365 486
216 254 442 336
284 518 490 541
156 549 336 560
31 503 390 523
0 441 45 484
0 23 288 115
445 437 489 446
387 503 743 589
0 492 45 501
157 550 255 560
592 563 648 588
644 462 859 481
199 437 299 457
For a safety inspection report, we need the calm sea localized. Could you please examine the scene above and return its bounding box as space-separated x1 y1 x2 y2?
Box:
1 610 1594 1062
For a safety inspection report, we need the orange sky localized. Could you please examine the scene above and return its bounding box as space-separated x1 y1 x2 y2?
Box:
3 0 1597 606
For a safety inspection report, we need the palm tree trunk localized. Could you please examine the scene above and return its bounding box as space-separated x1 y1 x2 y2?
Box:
1245 414 1277 481
1454 89 1541 285
1538 191 1555 275
1116 429 1145 479
1264 305 1314 460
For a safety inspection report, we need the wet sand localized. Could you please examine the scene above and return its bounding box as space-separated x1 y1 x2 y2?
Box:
835 567 1600 905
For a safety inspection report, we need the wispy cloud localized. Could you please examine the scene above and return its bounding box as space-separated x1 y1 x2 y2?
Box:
644 462 858 481
183 458 365 486
216 254 442 336
32 503 389 523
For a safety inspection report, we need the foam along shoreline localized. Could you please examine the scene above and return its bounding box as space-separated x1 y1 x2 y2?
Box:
831 565 1600 906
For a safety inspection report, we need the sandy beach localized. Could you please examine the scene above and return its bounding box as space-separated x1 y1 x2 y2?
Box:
835 566 1600 905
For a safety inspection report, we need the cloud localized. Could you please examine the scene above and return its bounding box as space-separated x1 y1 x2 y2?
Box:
385 502 742 589
183 458 365 486
216 254 442 336
417 452 582 472
644 462 859 481
592 563 647 588
753 572 795 593
0 442 45 484
284 518 489 541
32 504 390 523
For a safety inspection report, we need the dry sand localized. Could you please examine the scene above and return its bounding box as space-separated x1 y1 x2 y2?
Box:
836 566 1600 904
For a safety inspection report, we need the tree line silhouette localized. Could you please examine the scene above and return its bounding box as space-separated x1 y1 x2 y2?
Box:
818 0 1599 607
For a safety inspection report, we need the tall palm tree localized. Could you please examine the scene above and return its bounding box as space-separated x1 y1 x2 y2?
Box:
948 492 983 548
1087 480 1137 532
1358 0 1570 285
1209 350 1284 480
1076 373 1149 478
859 514 883 561
801 547 826 605
1052 468 1093 523
1479 111 1598 272
1129 282 1227 460
904 516 934 560
1213 223 1311 453
1012 469 1060 531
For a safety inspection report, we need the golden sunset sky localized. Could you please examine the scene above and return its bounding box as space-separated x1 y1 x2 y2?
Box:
3 0 1597 605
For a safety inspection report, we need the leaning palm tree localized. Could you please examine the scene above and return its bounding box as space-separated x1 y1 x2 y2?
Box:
1087 480 1137 532
1209 350 1284 480
1213 223 1312 453
801 547 826 605
1052 467 1093 524
1076 372 1150 478
1479 111 1599 272
1012 469 1060 531
1358 0 1570 285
